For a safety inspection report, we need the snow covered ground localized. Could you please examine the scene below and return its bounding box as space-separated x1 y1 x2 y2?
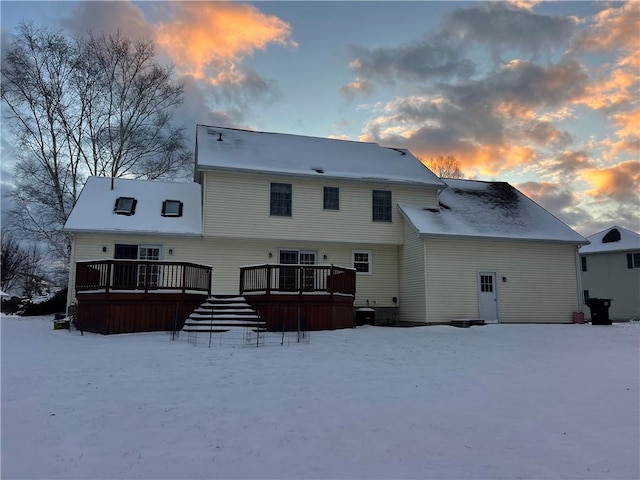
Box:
2 315 638 480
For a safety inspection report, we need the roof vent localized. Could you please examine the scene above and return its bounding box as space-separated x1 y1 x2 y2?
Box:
217 133 223 142
602 228 621 243
312 167 324 174
424 208 440 213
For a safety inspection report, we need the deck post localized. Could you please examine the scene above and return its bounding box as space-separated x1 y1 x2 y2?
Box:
329 264 334 297
182 265 187 294
105 261 111 294
266 265 272 295
298 266 303 295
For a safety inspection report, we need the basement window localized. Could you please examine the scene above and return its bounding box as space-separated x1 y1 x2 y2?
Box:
162 200 183 217
114 197 137 215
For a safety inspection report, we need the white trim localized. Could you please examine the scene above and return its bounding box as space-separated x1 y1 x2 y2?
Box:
352 250 372 275
477 271 499 323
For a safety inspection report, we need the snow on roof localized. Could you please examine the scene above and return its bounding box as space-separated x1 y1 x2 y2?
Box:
579 225 640 254
64 177 202 235
398 179 587 243
195 125 446 187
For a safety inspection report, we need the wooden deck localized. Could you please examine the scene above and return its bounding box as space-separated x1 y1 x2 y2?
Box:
239 264 356 331
74 260 212 334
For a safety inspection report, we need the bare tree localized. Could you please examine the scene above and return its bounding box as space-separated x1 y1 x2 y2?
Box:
426 154 465 179
1 231 44 296
75 32 192 179
1 24 80 259
1 23 192 267
1 231 27 293
20 243 45 297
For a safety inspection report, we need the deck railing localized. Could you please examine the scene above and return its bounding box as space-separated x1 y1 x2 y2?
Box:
240 264 356 296
75 260 212 295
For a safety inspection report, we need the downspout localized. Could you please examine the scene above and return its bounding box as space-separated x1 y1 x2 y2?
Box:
574 245 584 312
66 235 77 315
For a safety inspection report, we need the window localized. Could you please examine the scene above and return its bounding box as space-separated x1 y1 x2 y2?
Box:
114 244 138 260
581 256 587 272
113 244 162 289
353 251 371 274
114 197 136 215
162 200 183 217
372 190 392 222
480 274 494 292
323 187 339 210
270 183 292 216
627 252 640 269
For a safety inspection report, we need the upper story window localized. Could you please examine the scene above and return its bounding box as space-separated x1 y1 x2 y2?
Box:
372 190 392 222
270 183 292 217
162 200 183 217
323 187 339 210
114 197 136 215
627 252 640 269
581 256 587 272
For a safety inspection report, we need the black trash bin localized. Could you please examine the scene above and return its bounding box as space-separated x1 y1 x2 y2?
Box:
356 308 375 326
585 298 613 325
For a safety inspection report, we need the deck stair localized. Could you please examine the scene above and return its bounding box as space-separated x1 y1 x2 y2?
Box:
183 295 266 333
182 295 267 347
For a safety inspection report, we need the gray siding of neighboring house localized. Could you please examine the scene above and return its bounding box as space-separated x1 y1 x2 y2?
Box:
581 252 640 320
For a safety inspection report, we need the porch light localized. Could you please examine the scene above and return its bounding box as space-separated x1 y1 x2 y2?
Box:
169 249 173 255
323 254 328 260
102 246 107 252
268 252 273 258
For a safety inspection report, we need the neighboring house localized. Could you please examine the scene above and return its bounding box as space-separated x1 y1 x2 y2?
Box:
65 125 588 333
580 226 640 321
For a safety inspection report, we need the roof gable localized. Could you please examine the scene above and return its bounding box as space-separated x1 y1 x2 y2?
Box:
580 225 640 253
64 177 202 235
195 125 445 188
399 179 587 244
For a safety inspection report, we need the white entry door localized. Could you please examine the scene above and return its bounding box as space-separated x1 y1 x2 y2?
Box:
478 272 499 323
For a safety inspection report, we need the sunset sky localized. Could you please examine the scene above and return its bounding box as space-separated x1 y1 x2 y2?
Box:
1 1 638 236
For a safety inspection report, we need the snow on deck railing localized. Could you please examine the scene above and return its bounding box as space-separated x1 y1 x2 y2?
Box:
239 264 356 296
75 260 212 295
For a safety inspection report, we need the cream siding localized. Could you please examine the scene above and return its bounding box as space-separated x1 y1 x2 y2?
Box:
202 171 437 244
581 252 640 320
423 237 579 323
67 233 209 303
68 233 400 309
399 220 427 322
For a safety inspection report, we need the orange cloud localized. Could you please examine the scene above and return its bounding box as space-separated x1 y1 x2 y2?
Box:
612 110 640 142
339 80 374 98
156 2 296 82
582 160 640 200
574 2 640 52
412 143 538 178
579 66 638 110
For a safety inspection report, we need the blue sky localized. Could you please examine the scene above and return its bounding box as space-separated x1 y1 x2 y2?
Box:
1 1 638 235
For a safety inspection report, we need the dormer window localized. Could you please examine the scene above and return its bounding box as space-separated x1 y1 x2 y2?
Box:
114 197 136 215
162 200 183 217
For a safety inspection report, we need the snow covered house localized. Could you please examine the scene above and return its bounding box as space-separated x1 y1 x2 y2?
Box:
579 226 640 321
65 125 588 333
